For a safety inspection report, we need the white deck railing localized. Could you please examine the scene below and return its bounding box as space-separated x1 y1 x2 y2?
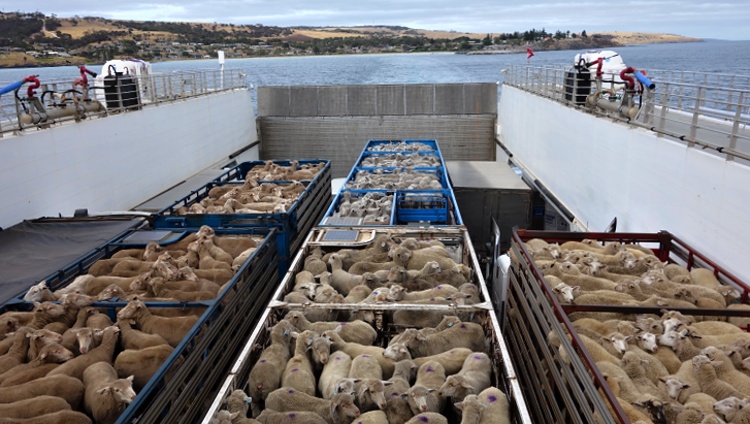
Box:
0 68 247 136
504 65 750 163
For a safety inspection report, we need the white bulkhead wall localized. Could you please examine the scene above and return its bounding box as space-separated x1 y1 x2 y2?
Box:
498 85 750 282
0 89 256 229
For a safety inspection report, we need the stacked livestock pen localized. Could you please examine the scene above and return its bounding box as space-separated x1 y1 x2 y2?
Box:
505 229 750 424
203 139 532 423
0 159 331 423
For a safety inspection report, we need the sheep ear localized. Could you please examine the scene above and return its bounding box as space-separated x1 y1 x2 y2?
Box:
454 401 464 410
127 375 134 382
39 351 48 359
357 385 369 398
383 381 393 386
427 388 436 393
97 386 111 395
459 380 474 389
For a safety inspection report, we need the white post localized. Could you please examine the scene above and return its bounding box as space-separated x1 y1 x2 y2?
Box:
218 50 225 90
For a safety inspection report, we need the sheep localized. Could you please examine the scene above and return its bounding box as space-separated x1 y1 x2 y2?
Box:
389 284 458 302
282 330 318 396
685 392 720 415
322 235 393 268
690 268 722 289
596 361 655 404
264 389 361 424
348 354 387 412
320 351 353 400
256 409 327 424
0 395 71 420
702 346 750 396
114 344 175 391
693 354 745 401
345 285 374 303
404 412 448 424
405 361 446 415
117 319 169 350
83 362 136 424
713 396 746 422
283 311 377 346
0 329 32 374
453 386 510 424
23 281 61 302
437 352 492 403
659 375 693 403
384 359 416 424
0 342 74 387
116 298 198 347
47 325 120 381
322 329 395 378
543 262 618 291
619 351 666 401
0 373 84 409
351 410 389 424
0 410 93 423
396 323 486 358
247 320 296 408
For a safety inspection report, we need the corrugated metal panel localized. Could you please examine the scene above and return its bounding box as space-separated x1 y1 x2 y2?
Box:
377 85 405 115
259 115 495 177
318 86 347 116
258 83 497 117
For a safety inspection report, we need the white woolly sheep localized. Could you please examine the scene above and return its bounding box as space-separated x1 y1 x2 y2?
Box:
0 373 85 409
437 352 492 403
322 329 395 378
47 325 120 381
319 350 353 400
282 330 318 396
83 361 136 424
454 386 510 424
117 319 169 350
384 359 416 424
283 311 377 346
702 346 750 397
692 354 745 401
713 396 746 422
0 410 94 423
403 412 448 424
406 361 446 415
247 320 296 406
116 298 198 347
114 344 175 391
0 342 74 387
256 409 327 424
264 389 360 424
397 322 485 358
0 395 72 419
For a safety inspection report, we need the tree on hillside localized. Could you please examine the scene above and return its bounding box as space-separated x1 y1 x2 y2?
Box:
482 33 492 46
582 30 588 38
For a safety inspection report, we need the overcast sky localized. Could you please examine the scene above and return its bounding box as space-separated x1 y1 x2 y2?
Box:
4 1 748 40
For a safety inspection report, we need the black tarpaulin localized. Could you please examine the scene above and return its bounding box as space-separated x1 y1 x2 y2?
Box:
0 218 143 305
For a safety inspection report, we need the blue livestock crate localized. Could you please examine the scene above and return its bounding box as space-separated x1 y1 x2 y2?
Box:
320 190 395 226
356 151 443 169
153 160 331 272
394 190 461 225
214 159 329 183
344 167 451 191
0 226 281 424
364 139 439 152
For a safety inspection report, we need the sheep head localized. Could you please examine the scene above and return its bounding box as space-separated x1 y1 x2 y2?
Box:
117 299 146 321
330 392 360 420
23 281 50 302
38 342 74 363
98 375 137 405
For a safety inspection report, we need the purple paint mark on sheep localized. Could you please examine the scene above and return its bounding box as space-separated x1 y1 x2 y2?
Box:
259 359 267 363
488 395 498 403
335 356 341 360
426 366 434 372
339 322 347 326
289 412 297 418
287 389 295 394
460 323 467 329
473 355 482 360
418 416 429 422
291 368 299 372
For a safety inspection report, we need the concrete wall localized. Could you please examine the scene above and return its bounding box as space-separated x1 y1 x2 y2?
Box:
258 83 497 177
0 89 256 228
498 85 750 282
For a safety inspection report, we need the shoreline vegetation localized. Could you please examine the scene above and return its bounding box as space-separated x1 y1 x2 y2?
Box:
0 11 702 69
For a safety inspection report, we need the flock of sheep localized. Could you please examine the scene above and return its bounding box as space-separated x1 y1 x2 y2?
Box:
175 160 326 215
0 225 265 423
365 142 435 153
344 169 444 191
211 233 511 424
328 192 393 224
524 237 750 423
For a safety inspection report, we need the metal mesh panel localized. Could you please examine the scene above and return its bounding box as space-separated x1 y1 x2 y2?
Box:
258 115 496 177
